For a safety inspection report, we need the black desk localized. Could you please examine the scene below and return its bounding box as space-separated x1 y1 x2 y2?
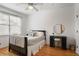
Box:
50 36 67 50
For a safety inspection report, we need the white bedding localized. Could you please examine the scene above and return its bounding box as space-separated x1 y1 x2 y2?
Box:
28 40 45 56
10 32 45 48
27 32 45 45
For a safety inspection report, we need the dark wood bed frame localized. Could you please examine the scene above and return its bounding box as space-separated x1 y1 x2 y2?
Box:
9 30 46 56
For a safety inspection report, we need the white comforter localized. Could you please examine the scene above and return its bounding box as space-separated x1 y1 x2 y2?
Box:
10 32 45 48
28 35 45 46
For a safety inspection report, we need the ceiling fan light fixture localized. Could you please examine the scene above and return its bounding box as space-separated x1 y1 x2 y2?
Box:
25 3 39 11
28 5 34 10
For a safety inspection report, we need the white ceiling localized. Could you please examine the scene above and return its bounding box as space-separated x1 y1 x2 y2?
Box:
0 3 74 15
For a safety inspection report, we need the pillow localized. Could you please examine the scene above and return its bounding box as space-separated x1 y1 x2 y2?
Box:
28 32 36 37
35 32 44 37
33 32 37 36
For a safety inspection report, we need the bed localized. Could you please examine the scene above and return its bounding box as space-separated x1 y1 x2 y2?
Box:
9 30 46 56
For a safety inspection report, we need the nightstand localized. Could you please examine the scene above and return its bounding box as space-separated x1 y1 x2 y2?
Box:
50 36 67 50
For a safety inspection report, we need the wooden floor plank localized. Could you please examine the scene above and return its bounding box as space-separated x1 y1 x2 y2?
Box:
0 45 77 56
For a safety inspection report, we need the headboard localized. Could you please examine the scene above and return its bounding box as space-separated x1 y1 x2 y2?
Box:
32 30 46 40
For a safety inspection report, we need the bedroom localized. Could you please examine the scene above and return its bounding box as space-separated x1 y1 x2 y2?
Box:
0 3 78 56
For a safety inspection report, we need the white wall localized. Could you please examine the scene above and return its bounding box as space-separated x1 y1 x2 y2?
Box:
27 4 75 48
21 15 29 35
0 35 9 48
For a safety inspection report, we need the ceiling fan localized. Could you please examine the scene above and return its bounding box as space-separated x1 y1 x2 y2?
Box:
25 3 39 11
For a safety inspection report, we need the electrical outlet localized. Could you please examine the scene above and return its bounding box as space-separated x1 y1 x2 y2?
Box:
0 43 1 45
76 30 78 33
76 15 78 18
77 46 78 48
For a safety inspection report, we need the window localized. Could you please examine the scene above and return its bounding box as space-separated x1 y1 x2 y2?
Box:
0 13 9 25
0 13 9 35
10 16 21 35
0 12 21 35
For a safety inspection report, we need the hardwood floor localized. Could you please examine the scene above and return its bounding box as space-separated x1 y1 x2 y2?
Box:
0 48 17 56
35 45 77 56
0 45 77 56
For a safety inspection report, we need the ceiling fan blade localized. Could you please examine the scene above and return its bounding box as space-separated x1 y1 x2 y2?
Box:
32 5 39 11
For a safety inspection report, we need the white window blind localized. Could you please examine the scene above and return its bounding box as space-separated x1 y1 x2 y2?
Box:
0 12 21 35
10 16 21 35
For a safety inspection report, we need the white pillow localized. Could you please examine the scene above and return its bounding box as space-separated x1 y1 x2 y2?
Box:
36 32 44 37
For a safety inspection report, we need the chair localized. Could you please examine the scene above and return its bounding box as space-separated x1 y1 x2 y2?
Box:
54 38 61 48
